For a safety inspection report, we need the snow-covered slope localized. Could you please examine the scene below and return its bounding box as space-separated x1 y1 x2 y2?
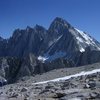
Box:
74 28 100 52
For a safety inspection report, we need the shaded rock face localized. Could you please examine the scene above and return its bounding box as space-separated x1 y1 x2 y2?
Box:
7 26 47 57
0 54 74 83
17 54 74 79
0 37 7 57
46 18 79 56
77 47 100 66
0 54 42 83
17 54 40 77
0 57 21 83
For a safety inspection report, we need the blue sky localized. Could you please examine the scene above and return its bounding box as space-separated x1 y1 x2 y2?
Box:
0 0 100 41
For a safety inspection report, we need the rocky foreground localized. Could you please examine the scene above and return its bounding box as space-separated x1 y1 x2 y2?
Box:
0 68 100 100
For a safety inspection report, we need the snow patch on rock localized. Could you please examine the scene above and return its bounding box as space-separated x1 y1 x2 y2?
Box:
38 56 48 63
44 51 66 62
75 28 100 51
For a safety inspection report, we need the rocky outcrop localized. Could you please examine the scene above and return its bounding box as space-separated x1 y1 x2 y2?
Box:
77 47 100 66
0 57 21 83
0 37 7 57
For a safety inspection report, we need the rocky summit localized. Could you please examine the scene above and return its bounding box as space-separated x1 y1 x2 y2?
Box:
0 17 100 100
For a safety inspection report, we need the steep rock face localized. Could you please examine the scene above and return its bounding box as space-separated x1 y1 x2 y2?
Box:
16 54 74 80
44 17 72 50
0 57 21 83
43 17 100 63
77 47 100 66
0 37 7 57
17 54 40 77
7 25 47 57
0 55 41 83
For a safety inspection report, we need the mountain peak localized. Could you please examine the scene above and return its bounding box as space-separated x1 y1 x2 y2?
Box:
54 17 66 22
53 17 71 26
12 29 21 38
34 24 47 32
26 26 34 32
26 26 32 30
49 17 72 31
